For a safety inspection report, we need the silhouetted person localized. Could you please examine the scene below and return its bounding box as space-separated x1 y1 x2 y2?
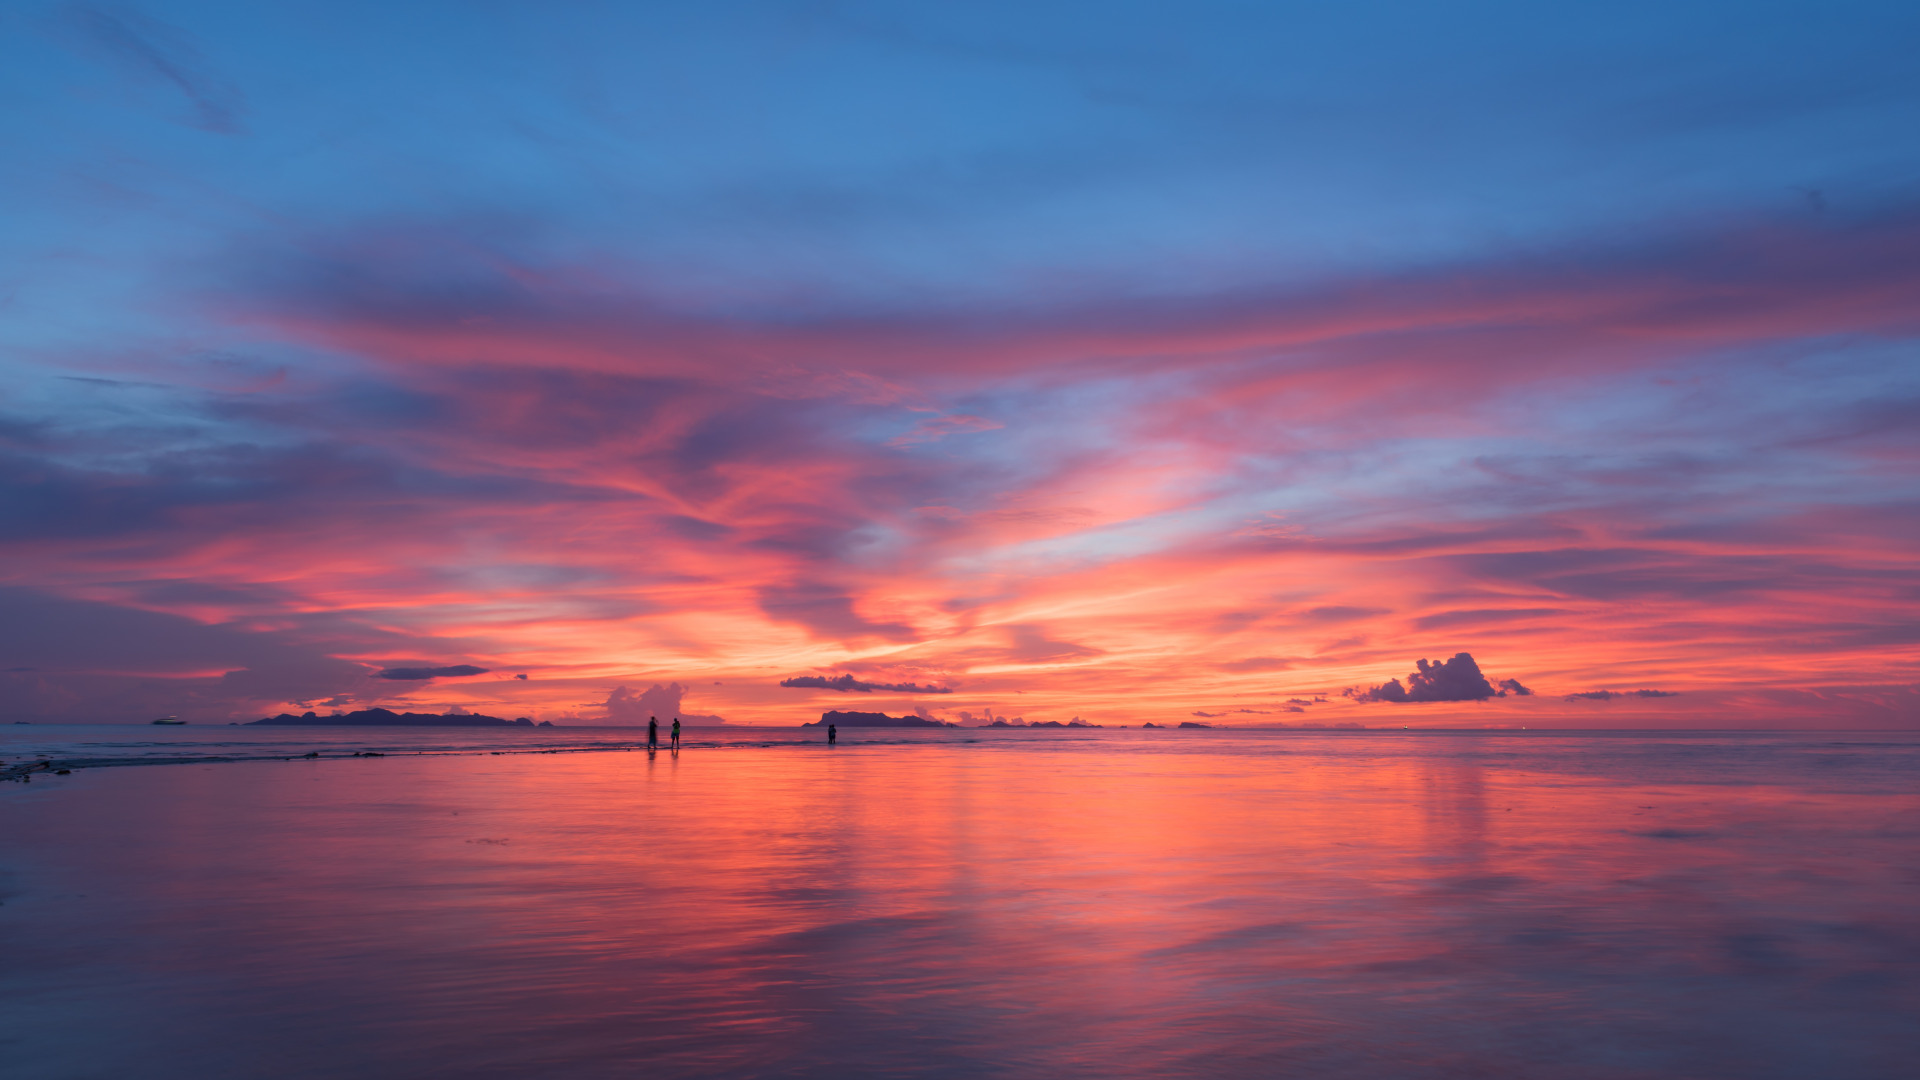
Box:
648 716 658 749
828 723 837 745
671 717 681 750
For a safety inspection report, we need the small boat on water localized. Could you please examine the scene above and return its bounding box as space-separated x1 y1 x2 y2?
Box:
151 716 186 725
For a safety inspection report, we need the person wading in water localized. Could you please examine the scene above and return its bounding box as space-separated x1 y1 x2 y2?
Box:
671 717 681 750
648 716 658 750
828 723 837 746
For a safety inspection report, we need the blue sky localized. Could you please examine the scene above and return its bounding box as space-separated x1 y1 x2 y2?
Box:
10 1 1918 307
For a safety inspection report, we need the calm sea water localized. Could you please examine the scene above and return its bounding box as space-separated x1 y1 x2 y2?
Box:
3 726 1917 1078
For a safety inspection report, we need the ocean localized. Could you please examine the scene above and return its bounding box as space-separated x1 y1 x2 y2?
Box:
3 725 1917 1078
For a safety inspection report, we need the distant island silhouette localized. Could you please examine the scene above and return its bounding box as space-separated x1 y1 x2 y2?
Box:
249 709 554 728
802 710 953 728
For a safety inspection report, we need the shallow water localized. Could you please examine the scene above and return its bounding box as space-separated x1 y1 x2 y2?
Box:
3 728 1917 1078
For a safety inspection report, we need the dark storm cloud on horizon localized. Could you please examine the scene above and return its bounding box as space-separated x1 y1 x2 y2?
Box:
780 674 953 694
1566 689 1681 701
375 665 489 681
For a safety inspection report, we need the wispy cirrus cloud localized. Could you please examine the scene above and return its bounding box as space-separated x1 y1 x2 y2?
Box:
63 3 246 133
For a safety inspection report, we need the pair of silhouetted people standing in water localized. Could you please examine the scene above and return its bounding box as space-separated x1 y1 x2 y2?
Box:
828 723 837 745
646 716 681 751
648 716 658 749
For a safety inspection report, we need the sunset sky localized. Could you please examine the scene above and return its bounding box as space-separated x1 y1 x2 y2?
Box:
4 1 1918 727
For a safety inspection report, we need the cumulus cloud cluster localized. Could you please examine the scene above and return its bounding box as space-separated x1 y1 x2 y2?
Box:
600 682 726 724
1344 656 1540 704
1350 653 1499 703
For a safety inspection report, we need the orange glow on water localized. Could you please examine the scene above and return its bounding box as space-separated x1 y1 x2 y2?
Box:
7 732 1917 1074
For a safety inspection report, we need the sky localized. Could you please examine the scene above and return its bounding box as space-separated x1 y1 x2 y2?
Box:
3 0 1918 728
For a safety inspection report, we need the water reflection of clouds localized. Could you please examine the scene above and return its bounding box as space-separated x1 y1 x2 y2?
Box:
6 733 1918 1075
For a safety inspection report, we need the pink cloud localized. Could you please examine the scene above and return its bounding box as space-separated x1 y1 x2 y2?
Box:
5 208 1918 725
